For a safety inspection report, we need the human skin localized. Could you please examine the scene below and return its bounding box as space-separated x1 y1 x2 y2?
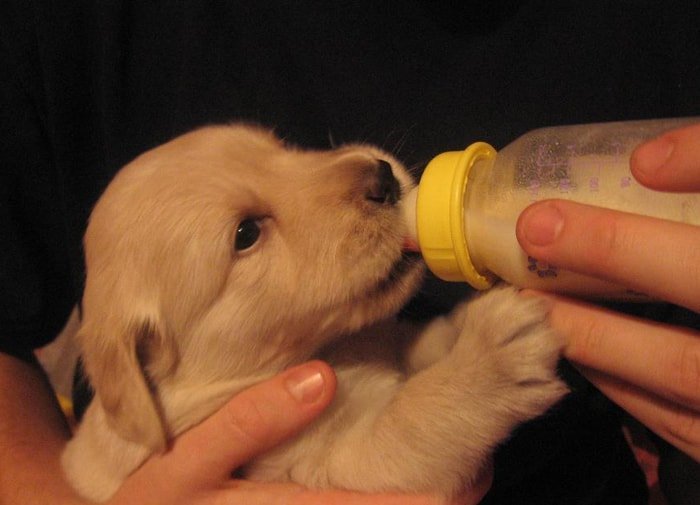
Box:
516 123 700 461
0 354 491 504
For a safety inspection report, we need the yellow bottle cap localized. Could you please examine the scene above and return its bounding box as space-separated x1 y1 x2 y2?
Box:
416 142 497 289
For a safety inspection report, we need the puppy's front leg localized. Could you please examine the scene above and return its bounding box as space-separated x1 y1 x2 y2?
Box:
314 287 566 497
401 313 460 373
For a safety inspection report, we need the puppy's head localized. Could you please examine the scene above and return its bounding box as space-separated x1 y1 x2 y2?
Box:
78 124 424 449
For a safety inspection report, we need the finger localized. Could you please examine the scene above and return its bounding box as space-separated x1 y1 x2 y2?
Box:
631 123 700 191
163 361 336 484
579 367 700 462
227 480 439 505
289 459 492 505
516 200 700 312
290 489 463 505
535 293 700 410
227 478 492 505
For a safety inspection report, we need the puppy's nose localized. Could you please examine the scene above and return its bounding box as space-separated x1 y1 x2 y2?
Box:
366 160 400 206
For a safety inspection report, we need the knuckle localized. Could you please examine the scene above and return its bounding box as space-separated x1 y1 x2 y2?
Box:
222 394 271 448
564 314 606 366
664 406 700 450
677 246 700 292
671 341 700 408
660 340 700 450
584 212 626 273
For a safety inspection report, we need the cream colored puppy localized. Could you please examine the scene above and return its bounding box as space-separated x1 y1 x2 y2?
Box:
62 124 567 502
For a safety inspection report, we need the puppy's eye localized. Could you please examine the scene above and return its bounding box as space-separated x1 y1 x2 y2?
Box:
234 218 261 251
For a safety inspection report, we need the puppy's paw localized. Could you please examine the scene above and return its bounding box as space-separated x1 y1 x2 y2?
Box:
452 286 568 420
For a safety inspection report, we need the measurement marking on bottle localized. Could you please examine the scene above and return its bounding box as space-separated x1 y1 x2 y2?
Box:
527 257 558 278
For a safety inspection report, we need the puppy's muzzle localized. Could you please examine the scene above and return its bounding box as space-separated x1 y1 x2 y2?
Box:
365 160 400 206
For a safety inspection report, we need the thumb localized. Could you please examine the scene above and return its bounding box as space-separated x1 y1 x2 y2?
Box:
162 360 336 484
630 122 700 191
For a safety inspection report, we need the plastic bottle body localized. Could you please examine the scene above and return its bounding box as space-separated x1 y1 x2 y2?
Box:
406 117 700 299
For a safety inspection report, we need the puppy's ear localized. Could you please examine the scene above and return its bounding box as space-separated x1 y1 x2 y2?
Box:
78 309 175 452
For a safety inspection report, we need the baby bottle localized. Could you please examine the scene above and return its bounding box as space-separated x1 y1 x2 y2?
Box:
402 117 700 299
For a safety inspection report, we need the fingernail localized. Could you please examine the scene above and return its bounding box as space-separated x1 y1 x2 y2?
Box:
520 203 564 246
285 366 325 404
632 136 674 177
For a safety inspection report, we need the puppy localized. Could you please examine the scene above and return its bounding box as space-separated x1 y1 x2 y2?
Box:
62 124 567 502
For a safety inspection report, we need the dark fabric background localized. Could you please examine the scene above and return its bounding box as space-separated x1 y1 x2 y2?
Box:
2 1 699 503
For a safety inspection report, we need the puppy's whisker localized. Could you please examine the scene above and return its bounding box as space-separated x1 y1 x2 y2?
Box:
406 161 428 179
388 124 417 158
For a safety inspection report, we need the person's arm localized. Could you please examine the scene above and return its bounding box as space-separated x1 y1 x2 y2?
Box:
0 353 490 504
516 123 700 461
0 351 84 504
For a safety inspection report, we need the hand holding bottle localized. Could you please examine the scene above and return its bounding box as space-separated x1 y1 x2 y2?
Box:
403 117 699 298
516 123 700 460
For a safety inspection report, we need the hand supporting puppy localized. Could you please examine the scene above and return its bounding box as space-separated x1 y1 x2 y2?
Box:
106 361 492 505
0 351 491 505
516 122 700 461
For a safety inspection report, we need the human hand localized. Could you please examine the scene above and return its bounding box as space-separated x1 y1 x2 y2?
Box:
102 360 490 505
515 123 700 461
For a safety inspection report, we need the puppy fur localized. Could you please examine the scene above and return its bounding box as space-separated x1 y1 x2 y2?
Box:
62 124 567 502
